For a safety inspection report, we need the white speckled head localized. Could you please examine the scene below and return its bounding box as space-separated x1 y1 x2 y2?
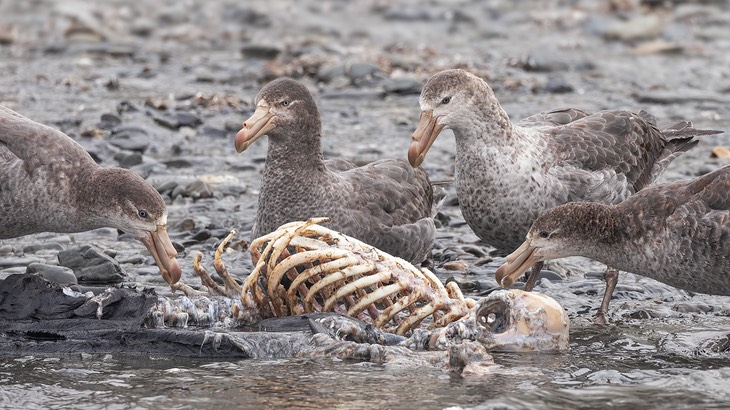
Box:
409 69 506 167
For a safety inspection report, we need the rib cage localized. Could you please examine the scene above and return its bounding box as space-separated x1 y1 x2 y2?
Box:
186 218 475 336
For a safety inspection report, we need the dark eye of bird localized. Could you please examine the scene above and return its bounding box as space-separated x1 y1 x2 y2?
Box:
138 209 149 219
282 100 290 107
441 96 451 105
539 231 549 238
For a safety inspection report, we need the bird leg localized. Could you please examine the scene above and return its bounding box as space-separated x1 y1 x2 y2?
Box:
522 261 544 291
594 267 619 325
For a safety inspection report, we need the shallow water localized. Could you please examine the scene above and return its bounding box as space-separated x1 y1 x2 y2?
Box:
3 320 730 410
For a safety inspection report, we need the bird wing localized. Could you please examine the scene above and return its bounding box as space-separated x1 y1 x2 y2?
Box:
335 158 436 262
517 107 592 129
543 110 682 204
0 106 96 176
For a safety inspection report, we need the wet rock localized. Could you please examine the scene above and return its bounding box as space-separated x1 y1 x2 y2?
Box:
460 245 488 258
109 126 150 152
382 8 434 22
26 263 77 285
210 228 233 239
57 245 127 284
473 256 493 266
192 230 212 242
446 275 481 292
135 266 163 278
627 306 671 319
516 54 569 73
174 218 196 232
0 257 44 269
0 245 16 256
347 62 383 81
115 152 144 168
442 260 469 271
152 111 203 129
225 119 244 132
320 89 385 100
151 113 176 129
673 302 714 314
224 7 271 27
184 179 214 199
164 158 194 168
176 112 203 128
116 100 144 114
23 243 64 254
97 113 122 129
317 64 346 83
543 75 574 94
383 78 422 95
116 254 146 265
631 90 730 105
603 14 664 42
241 44 282 59
130 18 155 37
200 126 229 138
534 269 565 283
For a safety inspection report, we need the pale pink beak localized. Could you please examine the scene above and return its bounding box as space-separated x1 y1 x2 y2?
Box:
408 110 445 167
495 240 541 287
141 225 181 285
235 106 276 153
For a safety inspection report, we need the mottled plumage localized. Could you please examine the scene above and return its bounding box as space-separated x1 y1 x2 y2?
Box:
409 69 716 254
497 165 730 296
408 69 720 322
0 105 180 284
235 78 438 263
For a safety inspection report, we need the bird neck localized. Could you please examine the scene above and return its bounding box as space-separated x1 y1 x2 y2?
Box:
576 203 627 244
265 132 327 177
560 203 638 269
71 167 126 228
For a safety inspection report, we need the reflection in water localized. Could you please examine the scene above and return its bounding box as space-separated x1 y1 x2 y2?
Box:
2 322 730 410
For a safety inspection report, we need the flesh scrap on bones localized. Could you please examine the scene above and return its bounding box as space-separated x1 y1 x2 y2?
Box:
172 218 570 352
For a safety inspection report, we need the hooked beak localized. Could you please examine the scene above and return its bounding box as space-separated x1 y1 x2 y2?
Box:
141 225 181 285
495 240 542 287
408 110 445 168
235 106 276 153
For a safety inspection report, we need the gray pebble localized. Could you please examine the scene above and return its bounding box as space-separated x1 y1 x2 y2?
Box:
115 152 144 168
109 127 150 152
184 179 214 199
175 112 203 128
200 126 229 138
174 218 197 232
192 230 212 242
383 78 422 95
543 75 575 94
241 44 281 59
346 62 382 81
97 113 122 129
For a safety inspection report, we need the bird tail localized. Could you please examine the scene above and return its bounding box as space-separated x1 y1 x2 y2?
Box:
661 121 723 139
